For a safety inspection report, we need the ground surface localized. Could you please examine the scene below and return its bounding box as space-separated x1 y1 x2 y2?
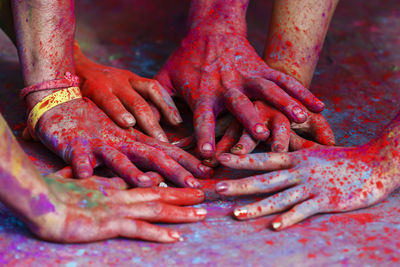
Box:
0 0 399 266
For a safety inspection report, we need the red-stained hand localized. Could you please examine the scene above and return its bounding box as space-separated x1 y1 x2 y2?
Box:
31 97 212 188
156 29 325 158
74 43 182 142
204 101 335 167
35 169 207 243
215 139 399 230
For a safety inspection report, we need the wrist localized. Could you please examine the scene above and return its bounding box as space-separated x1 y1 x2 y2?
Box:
188 0 248 35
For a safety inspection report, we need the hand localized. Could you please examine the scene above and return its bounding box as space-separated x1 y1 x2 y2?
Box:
30 95 212 188
156 28 325 158
32 168 206 243
204 101 335 167
215 140 399 230
74 42 182 142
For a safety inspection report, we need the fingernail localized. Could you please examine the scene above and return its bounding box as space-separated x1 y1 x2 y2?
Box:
184 176 201 188
195 189 205 198
317 101 325 110
137 174 152 185
215 182 228 193
195 208 207 216
218 153 231 162
253 123 267 134
272 144 284 152
234 208 248 218
158 182 168 187
292 106 307 121
123 114 136 126
198 163 212 174
173 111 183 123
169 231 183 241
272 222 282 230
201 143 213 153
158 134 169 143
231 144 243 153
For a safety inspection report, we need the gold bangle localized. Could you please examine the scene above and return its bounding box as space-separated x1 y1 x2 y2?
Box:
27 87 82 132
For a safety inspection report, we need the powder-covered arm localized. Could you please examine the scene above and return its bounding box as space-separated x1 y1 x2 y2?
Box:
0 114 207 243
155 0 326 159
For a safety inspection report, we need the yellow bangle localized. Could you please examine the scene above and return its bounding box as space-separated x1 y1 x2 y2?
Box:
27 87 82 132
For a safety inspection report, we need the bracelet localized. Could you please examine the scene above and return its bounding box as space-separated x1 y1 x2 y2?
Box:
27 87 82 133
20 72 80 100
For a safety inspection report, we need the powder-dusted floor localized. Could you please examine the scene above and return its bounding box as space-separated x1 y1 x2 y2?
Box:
0 0 399 266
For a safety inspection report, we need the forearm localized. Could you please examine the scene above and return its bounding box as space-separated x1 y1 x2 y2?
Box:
264 0 339 87
11 0 76 87
0 114 59 230
188 0 248 34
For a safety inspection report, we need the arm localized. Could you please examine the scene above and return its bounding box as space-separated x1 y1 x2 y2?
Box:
156 0 325 159
264 0 339 87
0 114 207 242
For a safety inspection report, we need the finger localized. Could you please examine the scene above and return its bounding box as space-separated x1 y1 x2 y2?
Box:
233 186 309 220
148 102 161 122
247 78 308 123
154 68 176 96
75 176 128 190
96 146 154 187
171 135 195 149
130 78 182 125
118 88 169 142
114 201 207 223
308 114 336 146
53 166 73 178
272 198 321 231
270 114 291 152
108 187 205 205
71 147 94 178
218 152 295 171
144 171 164 185
230 130 259 155
83 85 136 128
264 70 325 113
224 88 269 141
129 128 213 178
102 218 183 243
194 100 216 158
215 169 300 196
203 120 241 167
289 132 324 151
120 142 202 188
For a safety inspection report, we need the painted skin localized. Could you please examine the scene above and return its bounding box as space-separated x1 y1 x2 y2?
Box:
214 0 400 230
9 0 211 187
204 102 335 167
0 115 207 243
202 0 339 166
74 42 183 142
155 0 326 159
215 114 400 230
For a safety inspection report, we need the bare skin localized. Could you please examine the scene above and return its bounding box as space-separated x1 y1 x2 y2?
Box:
0 114 207 243
156 0 326 159
5 0 212 187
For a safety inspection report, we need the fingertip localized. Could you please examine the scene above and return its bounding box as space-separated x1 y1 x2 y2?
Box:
184 176 201 188
272 220 283 231
291 106 308 123
215 182 229 194
120 113 136 128
230 144 243 154
252 123 270 140
197 163 214 178
195 208 207 218
199 142 214 158
217 153 231 163
233 207 248 220
136 174 154 187
168 230 184 242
